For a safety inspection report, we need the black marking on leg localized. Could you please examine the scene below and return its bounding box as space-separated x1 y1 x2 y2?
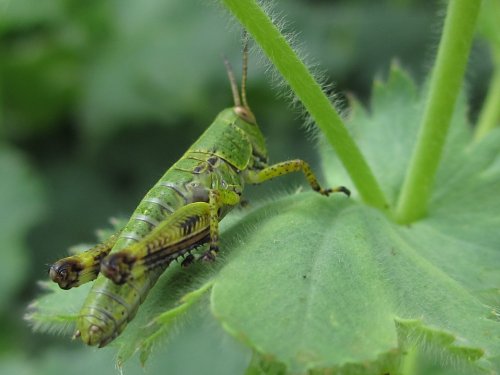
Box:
180 215 200 236
141 232 211 272
181 254 195 268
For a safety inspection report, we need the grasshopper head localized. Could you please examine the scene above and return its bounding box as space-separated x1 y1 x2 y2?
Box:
232 106 267 164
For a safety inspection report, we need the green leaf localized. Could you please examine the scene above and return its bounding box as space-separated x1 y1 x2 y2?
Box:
0 146 45 311
26 280 86 336
208 67 500 373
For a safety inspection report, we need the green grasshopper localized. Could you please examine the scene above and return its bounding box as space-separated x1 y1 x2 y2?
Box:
49 42 350 347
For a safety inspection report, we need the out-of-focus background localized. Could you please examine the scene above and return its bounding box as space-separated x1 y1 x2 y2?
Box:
0 0 493 374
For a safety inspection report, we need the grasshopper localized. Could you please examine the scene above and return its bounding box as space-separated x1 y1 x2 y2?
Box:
49 41 350 347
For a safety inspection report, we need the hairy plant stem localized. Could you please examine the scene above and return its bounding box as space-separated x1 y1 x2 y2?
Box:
221 0 390 215
474 60 500 141
395 0 482 224
399 346 419 375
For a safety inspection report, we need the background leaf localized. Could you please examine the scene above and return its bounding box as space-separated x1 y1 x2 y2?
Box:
0 146 45 311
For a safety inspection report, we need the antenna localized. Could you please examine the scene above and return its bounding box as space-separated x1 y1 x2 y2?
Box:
224 57 242 107
241 31 249 108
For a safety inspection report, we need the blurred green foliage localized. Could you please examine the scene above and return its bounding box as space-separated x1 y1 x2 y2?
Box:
0 0 494 374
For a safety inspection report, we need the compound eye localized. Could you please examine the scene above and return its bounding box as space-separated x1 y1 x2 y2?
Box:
59 269 68 279
235 106 256 124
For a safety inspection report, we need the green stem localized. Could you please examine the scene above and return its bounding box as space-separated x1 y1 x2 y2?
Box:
221 0 390 214
395 0 482 224
398 346 419 375
474 60 500 141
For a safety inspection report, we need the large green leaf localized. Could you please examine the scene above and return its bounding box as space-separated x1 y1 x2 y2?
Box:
210 67 500 373
27 66 500 374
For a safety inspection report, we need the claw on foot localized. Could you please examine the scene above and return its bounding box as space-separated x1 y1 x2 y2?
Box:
322 186 351 197
201 247 218 262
